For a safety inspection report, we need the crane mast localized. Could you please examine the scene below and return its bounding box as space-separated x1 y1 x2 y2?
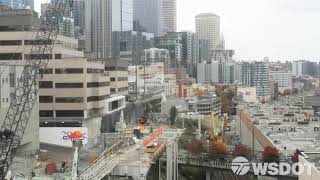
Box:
0 0 73 178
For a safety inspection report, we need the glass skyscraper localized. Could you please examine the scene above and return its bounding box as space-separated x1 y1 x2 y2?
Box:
133 0 162 36
0 0 34 9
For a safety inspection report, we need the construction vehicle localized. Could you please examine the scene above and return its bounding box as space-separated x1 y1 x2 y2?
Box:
145 142 162 154
0 0 73 178
210 112 226 143
208 112 228 155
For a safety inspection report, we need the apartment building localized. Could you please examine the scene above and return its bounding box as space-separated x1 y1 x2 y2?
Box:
269 70 292 93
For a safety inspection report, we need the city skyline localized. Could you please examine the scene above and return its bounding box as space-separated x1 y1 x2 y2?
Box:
34 0 320 61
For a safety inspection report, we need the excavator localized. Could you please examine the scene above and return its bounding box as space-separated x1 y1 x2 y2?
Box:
208 112 228 155
210 112 226 143
0 0 73 178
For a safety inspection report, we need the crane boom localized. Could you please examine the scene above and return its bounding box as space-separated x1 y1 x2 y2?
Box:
0 0 73 178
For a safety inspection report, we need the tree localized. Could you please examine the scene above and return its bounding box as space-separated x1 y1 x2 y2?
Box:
233 144 250 157
187 139 204 155
208 141 228 155
215 85 223 97
262 146 280 163
283 89 292 96
169 106 177 125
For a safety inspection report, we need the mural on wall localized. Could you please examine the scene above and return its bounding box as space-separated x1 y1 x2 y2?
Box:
62 130 86 142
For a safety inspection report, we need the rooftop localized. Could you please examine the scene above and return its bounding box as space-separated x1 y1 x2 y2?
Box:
244 98 320 155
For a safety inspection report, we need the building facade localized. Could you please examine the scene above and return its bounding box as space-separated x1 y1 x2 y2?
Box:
0 64 39 154
154 32 182 68
292 60 319 77
128 62 164 96
188 94 221 115
0 0 33 9
133 0 162 36
72 0 85 37
160 0 176 33
85 0 112 60
242 61 270 98
143 48 170 64
269 71 292 93
105 59 129 96
119 31 154 65
195 13 220 51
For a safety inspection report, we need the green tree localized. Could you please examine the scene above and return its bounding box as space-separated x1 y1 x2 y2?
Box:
169 106 177 125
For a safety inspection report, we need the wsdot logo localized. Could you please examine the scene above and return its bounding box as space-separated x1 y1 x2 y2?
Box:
231 156 314 176
231 157 250 175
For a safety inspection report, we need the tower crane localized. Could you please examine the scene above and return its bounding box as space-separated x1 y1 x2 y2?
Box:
0 0 73 178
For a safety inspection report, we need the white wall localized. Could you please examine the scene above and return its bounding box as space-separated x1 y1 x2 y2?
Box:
39 127 88 148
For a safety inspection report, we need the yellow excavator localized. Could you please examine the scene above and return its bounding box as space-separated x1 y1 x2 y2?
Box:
210 112 226 143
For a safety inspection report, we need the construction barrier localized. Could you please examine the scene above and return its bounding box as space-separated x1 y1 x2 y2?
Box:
143 127 164 146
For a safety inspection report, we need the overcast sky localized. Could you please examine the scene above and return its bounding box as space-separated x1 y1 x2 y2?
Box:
34 0 320 61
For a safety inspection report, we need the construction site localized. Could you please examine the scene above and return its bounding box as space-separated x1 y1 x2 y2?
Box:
0 0 230 180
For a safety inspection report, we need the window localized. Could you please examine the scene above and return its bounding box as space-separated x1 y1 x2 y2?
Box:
105 66 116 71
110 77 116 82
87 68 104 74
55 54 62 59
87 94 110 102
9 74 15 87
40 69 53 74
118 77 128 81
25 40 52 45
0 53 22 60
110 100 120 111
56 97 83 103
39 81 53 88
87 82 110 88
0 40 21 46
55 83 83 88
39 110 54 117
110 88 116 93
55 68 83 74
39 96 53 103
24 54 52 60
56 110 84 117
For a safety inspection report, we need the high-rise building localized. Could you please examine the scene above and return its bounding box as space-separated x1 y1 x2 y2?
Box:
119 31 154 65
72 0 85 37
121 0 133 31
160 0 176 33
85 0 112 60
292 60 319 77
195 13 220 51
133 0 162 36
41 3 75 37
154 32 182 68
0 0 33 9
193 34 209 63
242 62 270 97
180 31 193 76
197 61 219 84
